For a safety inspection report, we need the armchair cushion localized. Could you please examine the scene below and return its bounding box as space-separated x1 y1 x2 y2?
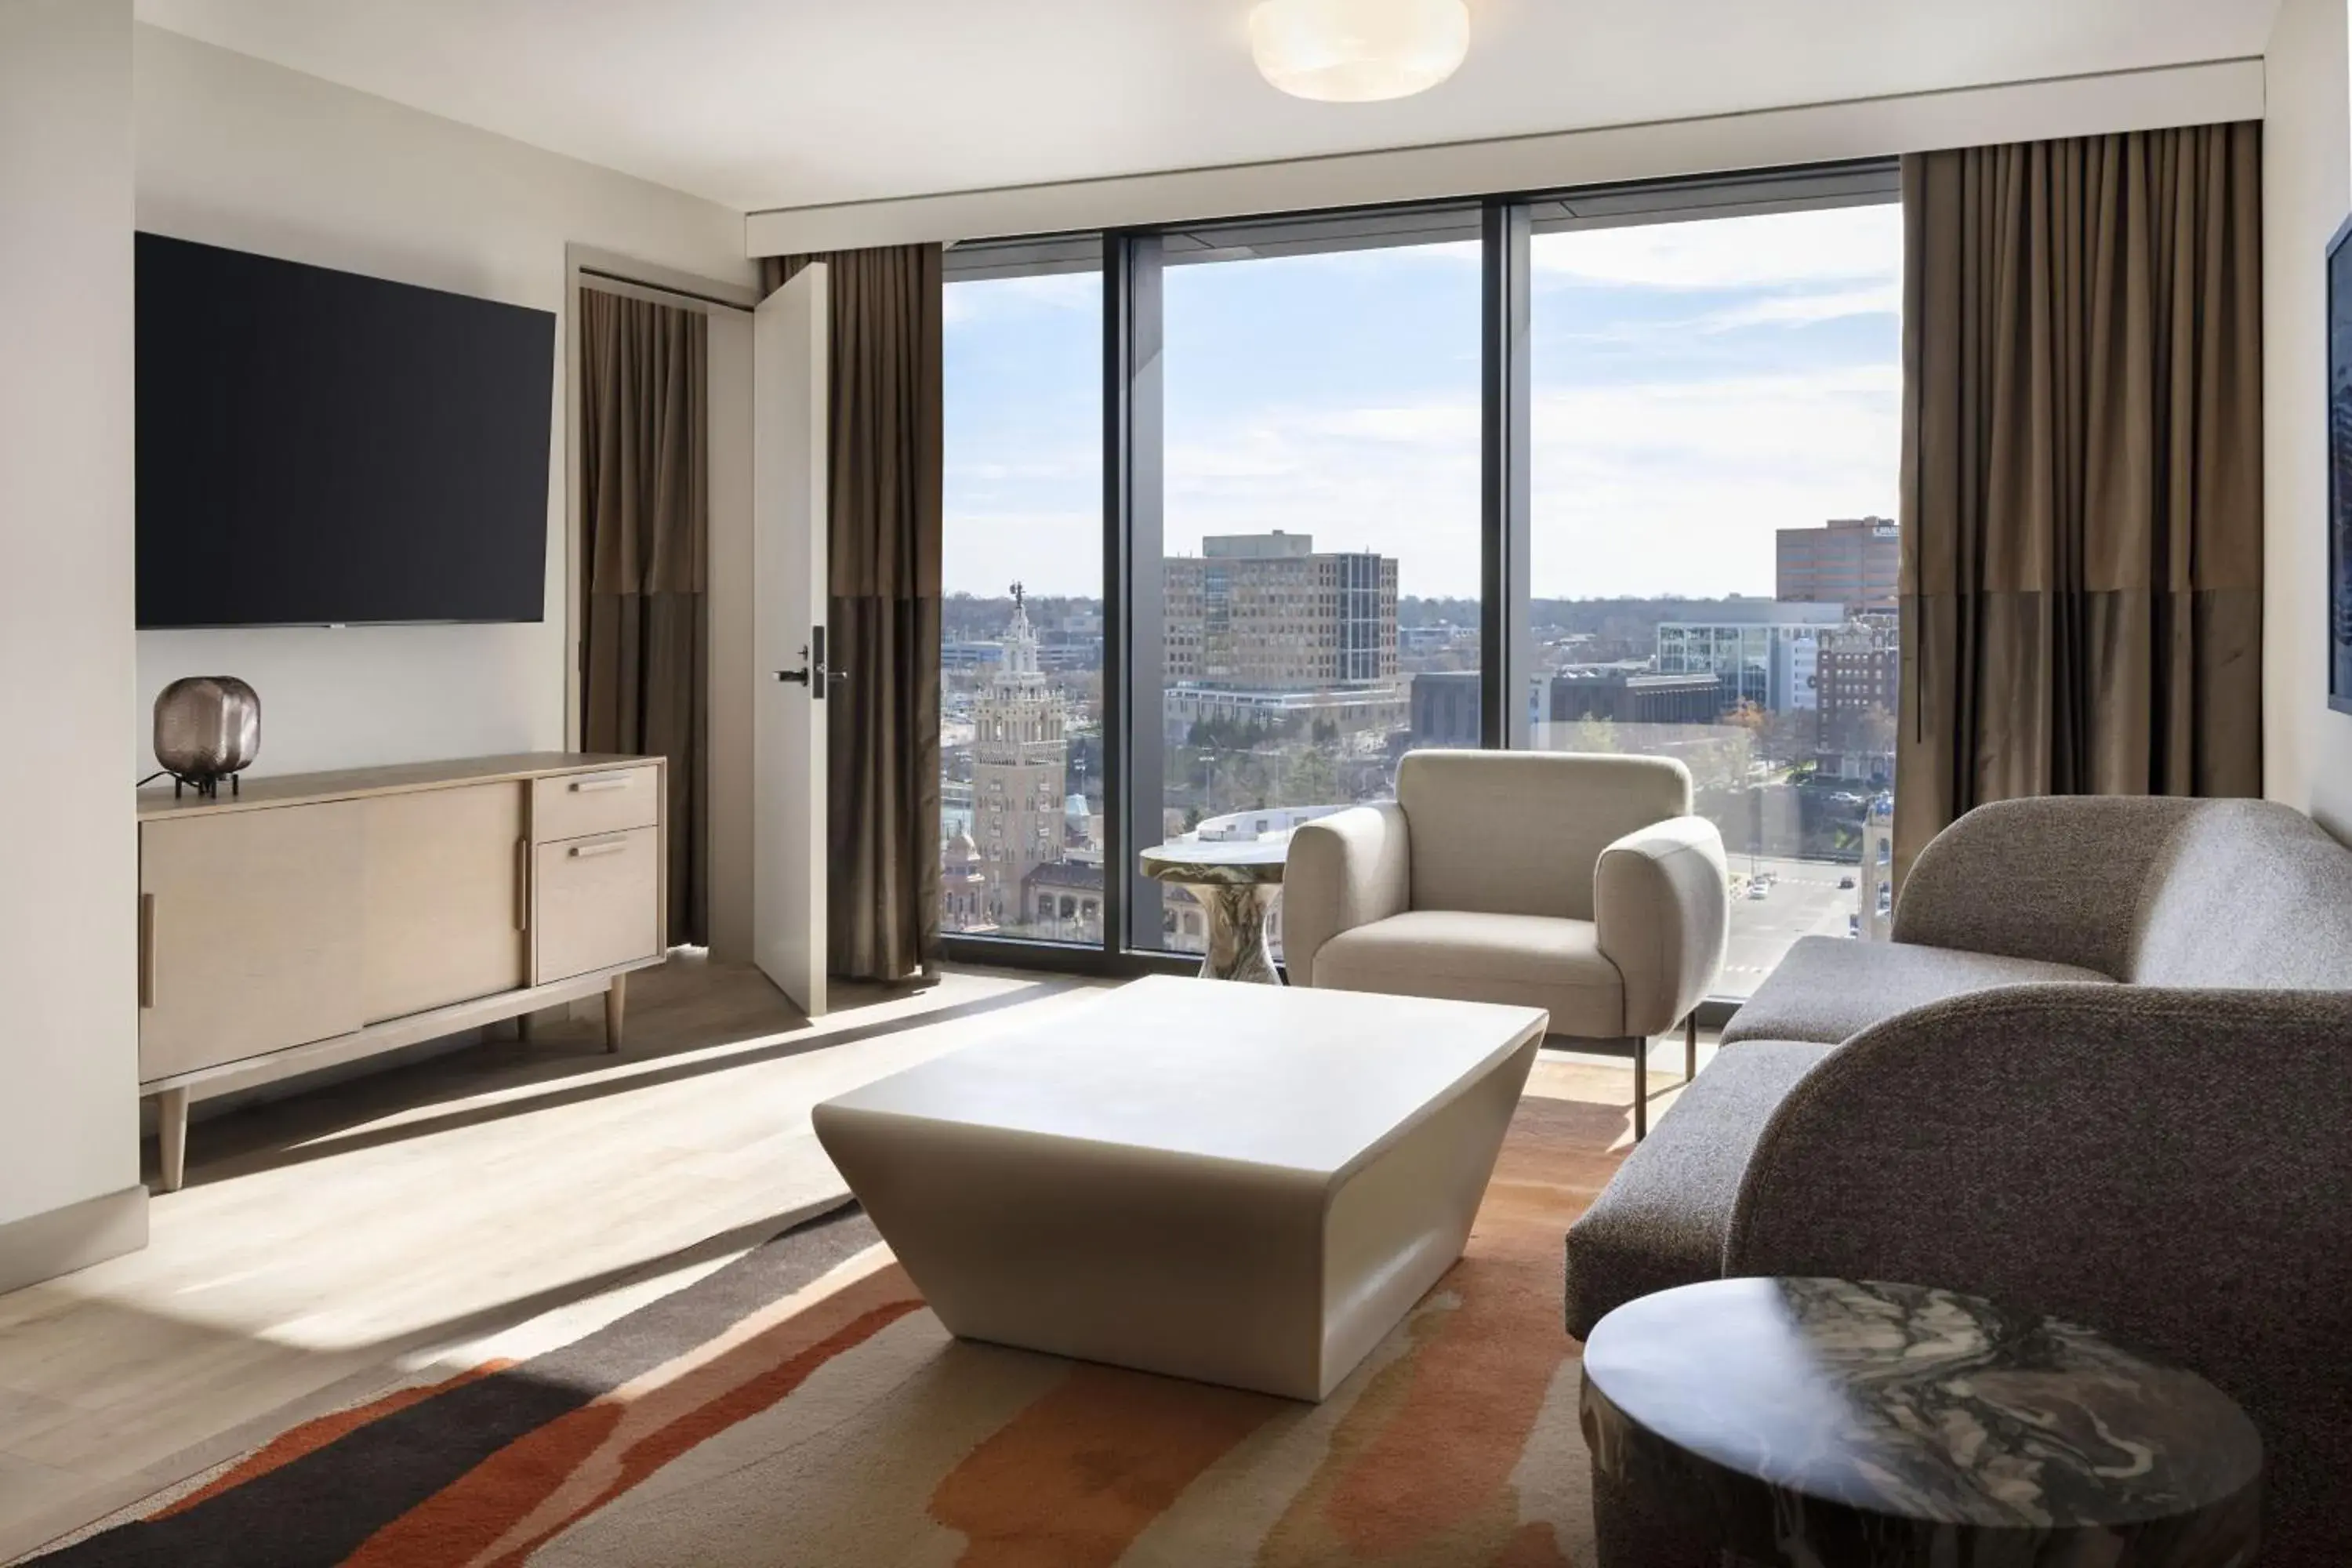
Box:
1311 910 1621 1037
1396 750 1690 921
1562 1038 1837 1338
1719 934 2113 1047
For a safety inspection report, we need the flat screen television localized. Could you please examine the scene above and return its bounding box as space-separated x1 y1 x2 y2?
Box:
136 233 556 628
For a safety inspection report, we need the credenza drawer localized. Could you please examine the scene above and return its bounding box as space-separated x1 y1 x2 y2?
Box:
532 764 659 844
534 826 660 984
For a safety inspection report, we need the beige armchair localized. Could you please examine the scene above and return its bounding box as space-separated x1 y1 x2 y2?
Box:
1285 750 1728 1137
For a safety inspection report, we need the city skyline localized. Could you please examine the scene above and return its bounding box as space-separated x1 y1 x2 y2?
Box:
942 203 1903 602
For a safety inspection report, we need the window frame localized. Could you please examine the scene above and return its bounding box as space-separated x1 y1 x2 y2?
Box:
936 158 1901 1004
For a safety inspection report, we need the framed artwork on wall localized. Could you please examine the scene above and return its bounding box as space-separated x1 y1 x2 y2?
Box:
2328 214 2352 715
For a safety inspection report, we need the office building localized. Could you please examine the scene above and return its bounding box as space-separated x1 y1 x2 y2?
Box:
1655 602 1846 711
1164 532 1399 691
1777 517 1901 613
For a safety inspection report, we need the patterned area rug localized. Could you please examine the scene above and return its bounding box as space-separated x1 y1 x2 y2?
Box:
31 1063 1632 1567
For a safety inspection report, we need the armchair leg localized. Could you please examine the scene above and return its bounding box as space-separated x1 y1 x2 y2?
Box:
1685 1013 1699 1082
1632 1036 1648 1142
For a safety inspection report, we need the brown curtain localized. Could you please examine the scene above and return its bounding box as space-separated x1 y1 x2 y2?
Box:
579 289 709 944
1895 123 2264 883
762 248 943 983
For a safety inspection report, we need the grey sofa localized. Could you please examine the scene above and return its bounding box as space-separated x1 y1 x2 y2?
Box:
1563 797 2352 1563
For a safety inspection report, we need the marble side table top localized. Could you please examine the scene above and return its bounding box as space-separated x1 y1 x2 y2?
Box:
1138 839 1290 886
1581 1278 2261 1566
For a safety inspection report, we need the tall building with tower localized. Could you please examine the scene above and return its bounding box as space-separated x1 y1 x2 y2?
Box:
969 586 1069 926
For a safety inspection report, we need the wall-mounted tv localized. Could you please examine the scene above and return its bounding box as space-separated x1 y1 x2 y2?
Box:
136 234 555 628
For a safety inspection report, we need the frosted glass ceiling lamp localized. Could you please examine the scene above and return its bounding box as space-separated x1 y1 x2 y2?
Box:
1250 0 1471 103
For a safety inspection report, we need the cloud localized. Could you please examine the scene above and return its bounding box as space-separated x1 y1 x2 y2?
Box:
942 201 1904 602
1693 281 1900 332
941 270 1102 327
1532 203 1902 289
941 507 1103 599
1137 363 1898 600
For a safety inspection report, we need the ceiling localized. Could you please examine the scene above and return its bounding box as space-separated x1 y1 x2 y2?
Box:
135 0 2281 216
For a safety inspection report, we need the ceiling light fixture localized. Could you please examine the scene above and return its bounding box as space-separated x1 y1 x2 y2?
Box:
1249 0 1471 103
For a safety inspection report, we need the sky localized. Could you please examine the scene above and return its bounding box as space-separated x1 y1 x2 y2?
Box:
941 201 1902 603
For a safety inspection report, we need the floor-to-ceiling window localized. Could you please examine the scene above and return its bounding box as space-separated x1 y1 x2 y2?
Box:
1526 188 1903 996
938 165 1904 1000
937 241 1103 946
1143 212 1483 958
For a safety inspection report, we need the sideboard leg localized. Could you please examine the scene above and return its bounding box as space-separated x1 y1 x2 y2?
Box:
156 1087 190 1194
604 975 626 1054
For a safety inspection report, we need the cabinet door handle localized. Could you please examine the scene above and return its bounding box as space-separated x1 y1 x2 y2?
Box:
514 838 529 931
569 775 632 794
569 837 630 859
138 892 157 1009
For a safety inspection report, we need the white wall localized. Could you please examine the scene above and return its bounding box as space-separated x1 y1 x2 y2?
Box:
2263 0 2352 840
0 0 143 1242
134 26 757 777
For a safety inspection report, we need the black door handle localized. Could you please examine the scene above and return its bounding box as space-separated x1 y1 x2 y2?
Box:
775 633 848 696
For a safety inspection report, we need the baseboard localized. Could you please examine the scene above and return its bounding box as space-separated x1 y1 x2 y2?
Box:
0 1185 150 1294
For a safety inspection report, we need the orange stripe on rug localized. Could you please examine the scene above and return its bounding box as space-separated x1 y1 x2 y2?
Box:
1254 1095 1601 1566
340 1264 923 1568
148 1360 515 1521
930 1363 1287 1568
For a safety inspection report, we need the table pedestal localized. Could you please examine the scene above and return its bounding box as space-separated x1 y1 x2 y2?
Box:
1177 881 1282 984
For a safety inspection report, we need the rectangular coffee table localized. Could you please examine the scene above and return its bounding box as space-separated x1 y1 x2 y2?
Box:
812 975 1547 1400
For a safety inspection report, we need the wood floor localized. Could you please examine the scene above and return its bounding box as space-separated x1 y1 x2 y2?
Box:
0 956 1119 1562
0 956 1696 1563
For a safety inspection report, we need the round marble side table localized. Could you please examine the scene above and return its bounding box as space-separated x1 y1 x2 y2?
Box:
1138 839 1289 984
1580 1277 2262 1568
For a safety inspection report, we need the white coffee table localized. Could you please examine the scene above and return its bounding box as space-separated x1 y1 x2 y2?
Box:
812 975 1547 1401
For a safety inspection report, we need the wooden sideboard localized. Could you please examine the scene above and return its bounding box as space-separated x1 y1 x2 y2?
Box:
136 753 669 1191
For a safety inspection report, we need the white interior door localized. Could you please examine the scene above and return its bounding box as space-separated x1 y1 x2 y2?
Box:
753 263 829 1018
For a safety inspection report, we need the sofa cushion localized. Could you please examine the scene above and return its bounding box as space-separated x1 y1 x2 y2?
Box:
2130 800 2352 989
1563 1038 1837 1338
1312 909 1625 1038
1719 935 2114 1046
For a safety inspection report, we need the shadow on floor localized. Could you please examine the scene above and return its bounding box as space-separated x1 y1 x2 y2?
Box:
153 956 1083 1192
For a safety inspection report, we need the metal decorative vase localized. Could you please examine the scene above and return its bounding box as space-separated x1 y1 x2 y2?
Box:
154 677 260 798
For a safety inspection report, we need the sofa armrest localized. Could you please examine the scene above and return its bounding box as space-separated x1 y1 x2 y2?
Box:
1890 796 2196 976
1594 815 1728 1035
1722 985 2352 1558
1283 804 1410 987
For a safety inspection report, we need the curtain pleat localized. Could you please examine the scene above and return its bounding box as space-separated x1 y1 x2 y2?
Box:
1896 123 2263 884
578 289 710 945
762 248 944 983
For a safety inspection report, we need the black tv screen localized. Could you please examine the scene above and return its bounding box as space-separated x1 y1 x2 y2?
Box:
136 234 555 627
